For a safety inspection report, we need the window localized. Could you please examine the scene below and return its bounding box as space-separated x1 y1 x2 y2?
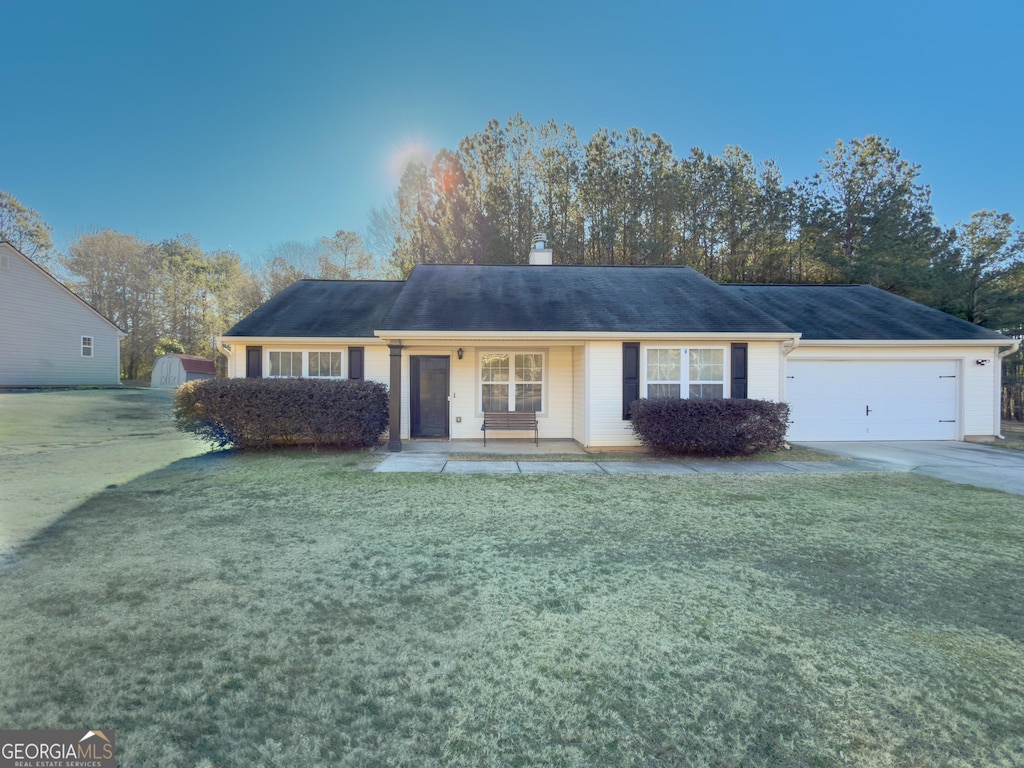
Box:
308 351 342 378
688 348 725 399
645 347 725 400
268 351 302 377
480 352 544 412
646 348 681 399
81 336 93 357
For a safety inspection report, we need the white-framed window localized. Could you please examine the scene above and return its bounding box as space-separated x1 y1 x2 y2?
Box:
645 347 725 400
268 350 302 377
81 336 94 357
308 351 343 378
480 352 544 412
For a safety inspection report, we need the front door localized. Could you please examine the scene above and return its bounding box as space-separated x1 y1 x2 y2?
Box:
246 346 262 378
411 356 450 438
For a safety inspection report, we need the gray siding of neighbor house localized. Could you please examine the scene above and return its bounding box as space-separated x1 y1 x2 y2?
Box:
0 244 122 386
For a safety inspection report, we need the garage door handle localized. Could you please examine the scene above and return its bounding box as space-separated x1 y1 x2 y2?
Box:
865 405 872 416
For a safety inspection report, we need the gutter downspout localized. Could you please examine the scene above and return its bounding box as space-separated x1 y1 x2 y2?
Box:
996 339 1022 439
780 335 801 403
215 337 233 377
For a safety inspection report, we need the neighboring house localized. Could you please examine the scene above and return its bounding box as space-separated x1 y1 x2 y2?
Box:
0 241 124 387
150 354 217 388
217 242 1018 449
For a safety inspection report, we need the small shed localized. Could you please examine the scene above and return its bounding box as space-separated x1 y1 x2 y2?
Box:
151 354 217 388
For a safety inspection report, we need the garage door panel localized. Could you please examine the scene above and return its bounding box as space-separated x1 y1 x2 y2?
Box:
787 360 958 441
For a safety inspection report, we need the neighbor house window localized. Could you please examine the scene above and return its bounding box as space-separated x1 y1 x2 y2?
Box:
645 347 725 399
268 350 302 377
81 336 93 357
308 351 342 378
480 352 544 412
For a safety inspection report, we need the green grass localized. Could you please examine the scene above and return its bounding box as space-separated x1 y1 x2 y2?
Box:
1 452 1022 767
995 421 1024 451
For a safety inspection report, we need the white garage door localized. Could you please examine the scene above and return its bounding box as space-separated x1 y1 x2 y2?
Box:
786 360 959 441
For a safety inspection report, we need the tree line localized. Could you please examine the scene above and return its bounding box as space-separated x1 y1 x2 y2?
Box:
372 117 1023 332
3 115 1023 417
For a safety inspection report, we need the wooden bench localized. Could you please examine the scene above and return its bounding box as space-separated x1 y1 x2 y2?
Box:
482 411 538 446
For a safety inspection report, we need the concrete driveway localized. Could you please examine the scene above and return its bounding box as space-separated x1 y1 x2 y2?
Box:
796 440 1024 496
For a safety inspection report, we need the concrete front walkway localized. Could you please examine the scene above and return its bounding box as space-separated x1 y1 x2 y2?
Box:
374 440 882 476
797 440 1024 496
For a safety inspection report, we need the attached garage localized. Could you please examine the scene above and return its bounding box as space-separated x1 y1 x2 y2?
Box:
723 283 1018 442
786 359 959 441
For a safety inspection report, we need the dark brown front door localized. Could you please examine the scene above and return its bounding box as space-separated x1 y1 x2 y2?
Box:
246 346 262 378
411 356 449 438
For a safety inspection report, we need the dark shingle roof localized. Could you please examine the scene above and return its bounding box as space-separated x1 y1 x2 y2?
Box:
379 264 794 334
223 269 1011 343
722 284 1009 341
223 280 406 337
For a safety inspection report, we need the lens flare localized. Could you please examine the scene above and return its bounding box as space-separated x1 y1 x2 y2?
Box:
388 140 433 184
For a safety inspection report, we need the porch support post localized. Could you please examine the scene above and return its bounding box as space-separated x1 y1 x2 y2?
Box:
387 342 403 452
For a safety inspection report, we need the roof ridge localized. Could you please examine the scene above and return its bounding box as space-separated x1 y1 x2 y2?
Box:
724 282 864 287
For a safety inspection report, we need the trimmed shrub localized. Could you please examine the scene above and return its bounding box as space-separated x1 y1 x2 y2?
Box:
629 398 790 456
174 378 389 450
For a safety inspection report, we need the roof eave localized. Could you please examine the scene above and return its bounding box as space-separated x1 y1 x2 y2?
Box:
795 338 1009 346
217 335 387 345
373 330 801 342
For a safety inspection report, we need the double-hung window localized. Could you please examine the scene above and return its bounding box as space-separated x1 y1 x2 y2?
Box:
645 347 725 399
268 351 302 377
81 336 94 357
308 351 342 378
480 352 543 412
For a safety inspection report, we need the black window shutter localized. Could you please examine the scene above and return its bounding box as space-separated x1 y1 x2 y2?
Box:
731 343 748 399
348 347 364 380
622 342 640 419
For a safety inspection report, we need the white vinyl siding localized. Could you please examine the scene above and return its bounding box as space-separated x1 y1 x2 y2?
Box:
543 347 574 440
363 346 390 385
0 244 121 386
586 341 642 448
748 341 783 400
572 345 586 444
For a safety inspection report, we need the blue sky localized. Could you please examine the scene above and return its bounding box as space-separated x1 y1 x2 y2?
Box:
3 0 1022 264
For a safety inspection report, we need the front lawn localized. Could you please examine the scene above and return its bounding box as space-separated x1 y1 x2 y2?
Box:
998 420 1024 451
1 453 1021 767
